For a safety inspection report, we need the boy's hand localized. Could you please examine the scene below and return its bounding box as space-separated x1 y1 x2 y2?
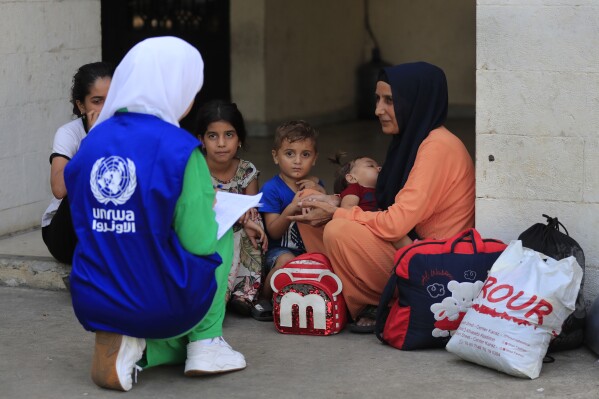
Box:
294 189 309 208
263 193 303 240
297 178 326 193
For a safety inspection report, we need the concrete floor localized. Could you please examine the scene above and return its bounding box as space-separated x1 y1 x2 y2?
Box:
2 286 599 399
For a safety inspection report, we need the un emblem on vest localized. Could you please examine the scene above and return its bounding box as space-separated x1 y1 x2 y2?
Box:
90 156 137 205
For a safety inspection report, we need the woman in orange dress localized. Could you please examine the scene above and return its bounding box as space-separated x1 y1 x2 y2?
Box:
290 62 475 333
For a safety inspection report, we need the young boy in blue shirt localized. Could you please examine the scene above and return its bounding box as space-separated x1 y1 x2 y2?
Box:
253 120 325 320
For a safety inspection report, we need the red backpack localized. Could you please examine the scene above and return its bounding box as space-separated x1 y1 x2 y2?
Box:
271 253 347 335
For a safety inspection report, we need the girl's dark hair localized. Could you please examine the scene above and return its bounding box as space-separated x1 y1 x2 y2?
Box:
195 100 248 148
329 151 364 194
71 62 114 116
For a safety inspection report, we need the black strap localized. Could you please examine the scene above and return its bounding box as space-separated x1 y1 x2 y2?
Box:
543 354 555 363
375 274 398 343
49 153 70 164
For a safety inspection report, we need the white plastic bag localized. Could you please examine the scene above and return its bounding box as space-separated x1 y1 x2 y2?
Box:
446 240 582 379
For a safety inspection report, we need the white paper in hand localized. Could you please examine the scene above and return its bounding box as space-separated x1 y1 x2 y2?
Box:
214 191 262 239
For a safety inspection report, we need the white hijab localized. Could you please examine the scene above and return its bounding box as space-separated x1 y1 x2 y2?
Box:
93 36 204 129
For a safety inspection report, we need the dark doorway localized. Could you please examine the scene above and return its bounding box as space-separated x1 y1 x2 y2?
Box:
101 0 230 132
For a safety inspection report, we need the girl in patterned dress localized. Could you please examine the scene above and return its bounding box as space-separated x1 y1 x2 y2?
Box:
196 100 268 317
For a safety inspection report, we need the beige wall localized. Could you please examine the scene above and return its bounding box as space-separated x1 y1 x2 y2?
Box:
370 0 476 110
230 0 267 125
476 0 599 305
264 2 364 122
232 0 365 135
0 0 102 236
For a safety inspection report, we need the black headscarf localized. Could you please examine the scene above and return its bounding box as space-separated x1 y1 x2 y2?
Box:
375 62 448 211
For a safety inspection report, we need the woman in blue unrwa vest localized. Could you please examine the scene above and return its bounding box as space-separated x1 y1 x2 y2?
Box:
64 37 245 392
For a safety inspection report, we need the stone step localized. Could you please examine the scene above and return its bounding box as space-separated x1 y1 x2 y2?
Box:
0 254 68 291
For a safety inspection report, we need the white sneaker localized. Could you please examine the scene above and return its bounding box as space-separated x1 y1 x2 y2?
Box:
184 337 246 376
91 331 146 391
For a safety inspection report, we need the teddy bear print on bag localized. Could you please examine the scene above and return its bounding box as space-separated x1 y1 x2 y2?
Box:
430 280 484 338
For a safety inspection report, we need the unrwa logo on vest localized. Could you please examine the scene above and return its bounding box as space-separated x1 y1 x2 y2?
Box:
90 156 137 206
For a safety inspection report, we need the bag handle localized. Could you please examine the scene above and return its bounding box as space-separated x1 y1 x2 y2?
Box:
542 214 570 236
442 228 483 254
375 274 398 343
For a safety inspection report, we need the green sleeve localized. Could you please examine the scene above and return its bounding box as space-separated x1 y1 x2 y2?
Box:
173 149 219 255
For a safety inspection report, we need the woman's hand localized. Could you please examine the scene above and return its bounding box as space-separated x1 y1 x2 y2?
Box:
243 219 268 252
288 194 340 227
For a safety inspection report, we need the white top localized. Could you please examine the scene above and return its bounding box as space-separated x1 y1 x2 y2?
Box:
41 118 86 227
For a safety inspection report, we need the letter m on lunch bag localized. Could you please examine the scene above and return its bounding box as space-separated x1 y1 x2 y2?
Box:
271 253 347 335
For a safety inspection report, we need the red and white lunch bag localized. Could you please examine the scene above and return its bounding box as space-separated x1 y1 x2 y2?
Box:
271 253 347 335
